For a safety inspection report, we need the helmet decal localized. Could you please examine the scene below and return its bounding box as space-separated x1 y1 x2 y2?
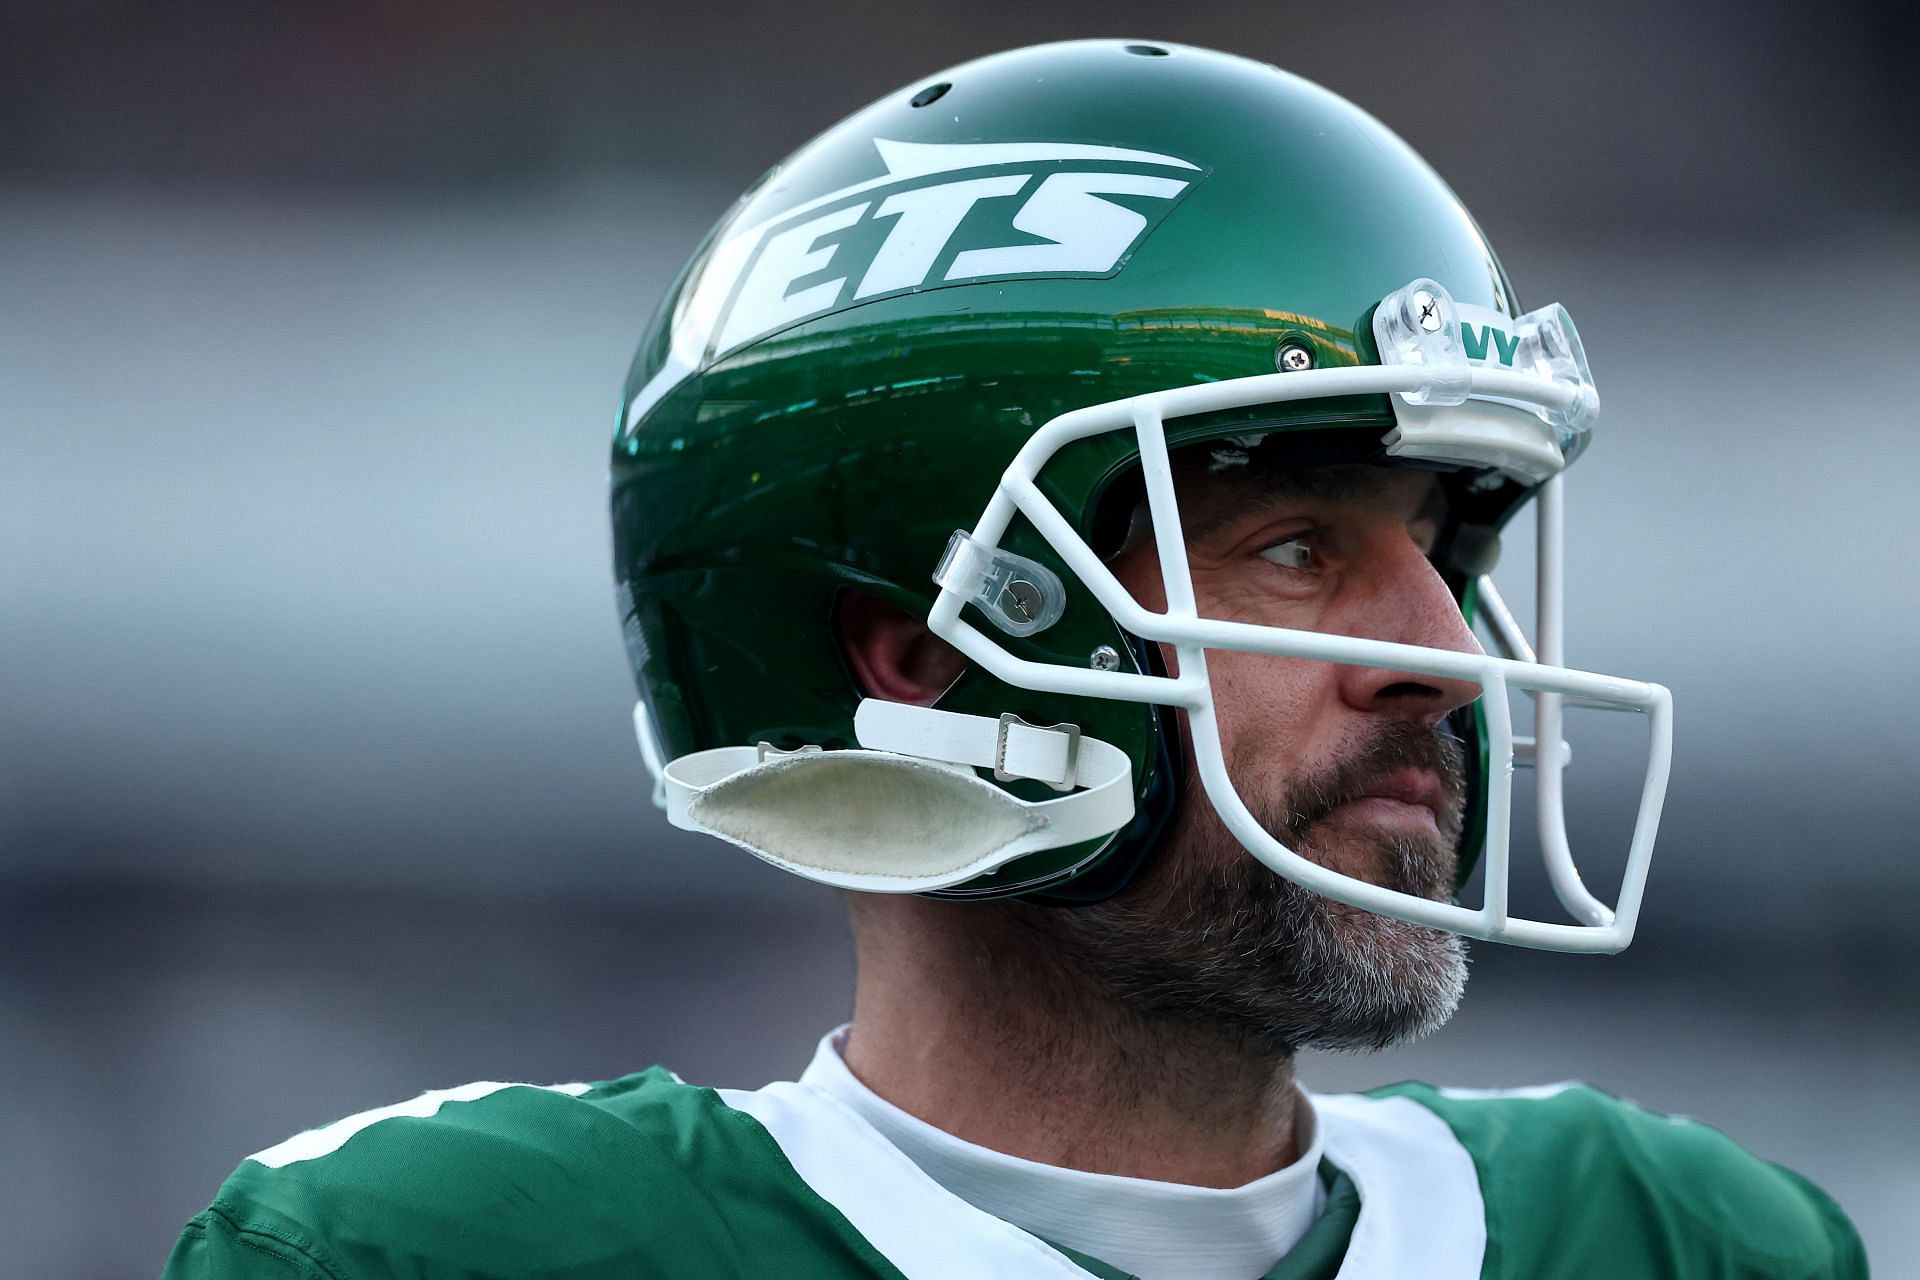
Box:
623 138 1206 436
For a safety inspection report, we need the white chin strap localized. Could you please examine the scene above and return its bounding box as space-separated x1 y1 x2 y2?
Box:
649 700 1134 893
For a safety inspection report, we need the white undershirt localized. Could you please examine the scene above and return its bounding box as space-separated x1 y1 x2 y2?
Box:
800 1028 1327 1280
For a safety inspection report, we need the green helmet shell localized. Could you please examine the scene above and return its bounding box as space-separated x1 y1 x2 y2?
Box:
612 40 1534 899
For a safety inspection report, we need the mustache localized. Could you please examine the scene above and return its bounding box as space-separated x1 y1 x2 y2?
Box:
1271 720 1468 848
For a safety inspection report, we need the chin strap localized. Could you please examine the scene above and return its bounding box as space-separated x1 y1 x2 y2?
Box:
649 699 1135 893
852 701 1094 791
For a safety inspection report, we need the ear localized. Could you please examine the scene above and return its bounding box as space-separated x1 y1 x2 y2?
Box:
837 590 968 707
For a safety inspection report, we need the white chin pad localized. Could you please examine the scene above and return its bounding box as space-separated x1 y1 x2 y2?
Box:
683 750 1045 891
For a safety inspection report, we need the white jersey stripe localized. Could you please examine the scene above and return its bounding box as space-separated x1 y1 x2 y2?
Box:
247 1081 592 1169
1315 1093 1487 1280
718 1082 1092 1279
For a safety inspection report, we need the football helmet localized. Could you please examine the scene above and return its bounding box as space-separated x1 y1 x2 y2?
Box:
611 40 1672 952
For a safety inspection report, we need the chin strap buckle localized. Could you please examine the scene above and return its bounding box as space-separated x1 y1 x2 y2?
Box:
994 713 1082 791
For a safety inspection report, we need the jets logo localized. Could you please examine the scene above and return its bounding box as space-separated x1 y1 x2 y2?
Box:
625 139 1204 435
1455 303 1521 367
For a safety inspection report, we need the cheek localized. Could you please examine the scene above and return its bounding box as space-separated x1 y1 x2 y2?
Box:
1202 649 1339 785
1159 649 1346 882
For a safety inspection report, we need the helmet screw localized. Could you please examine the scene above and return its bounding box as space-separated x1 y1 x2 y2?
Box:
1089 645 1122 671
1001 580 1043 623
1411 288 1443 332
1276 343 1314 373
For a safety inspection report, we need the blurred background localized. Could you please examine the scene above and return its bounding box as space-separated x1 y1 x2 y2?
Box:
3 1 1917 1274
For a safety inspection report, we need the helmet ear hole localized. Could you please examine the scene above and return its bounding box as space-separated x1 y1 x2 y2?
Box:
836 590 968 707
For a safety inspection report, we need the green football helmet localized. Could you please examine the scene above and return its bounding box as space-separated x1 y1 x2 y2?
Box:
611 40 1672 952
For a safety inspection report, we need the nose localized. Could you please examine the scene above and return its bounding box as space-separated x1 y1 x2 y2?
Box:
1337 534 1484 724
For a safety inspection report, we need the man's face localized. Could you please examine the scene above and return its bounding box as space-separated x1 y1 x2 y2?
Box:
1029 455 1483 1055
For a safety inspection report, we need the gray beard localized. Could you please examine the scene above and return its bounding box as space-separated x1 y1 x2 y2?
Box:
1012 723 1470 1056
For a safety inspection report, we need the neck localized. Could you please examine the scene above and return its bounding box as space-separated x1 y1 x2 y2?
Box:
842 894 1300 1187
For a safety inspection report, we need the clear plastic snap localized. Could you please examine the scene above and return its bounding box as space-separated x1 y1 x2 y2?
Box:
1509 302 1599 457
934 530 1067 637
1373 277 1472 406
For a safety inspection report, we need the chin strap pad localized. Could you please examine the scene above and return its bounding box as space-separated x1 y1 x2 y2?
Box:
656 700 1135 893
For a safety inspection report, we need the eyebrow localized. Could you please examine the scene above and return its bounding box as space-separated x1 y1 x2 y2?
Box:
1176 460 1402 544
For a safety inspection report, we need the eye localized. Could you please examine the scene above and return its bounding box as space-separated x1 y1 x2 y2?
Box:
1257 533 1314 571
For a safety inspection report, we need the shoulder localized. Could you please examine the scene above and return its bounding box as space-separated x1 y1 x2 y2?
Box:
1359 1081 1866 1279
163 1069 897 1280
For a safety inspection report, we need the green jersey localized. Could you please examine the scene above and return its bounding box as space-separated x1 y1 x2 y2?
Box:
163 1055 1863 1279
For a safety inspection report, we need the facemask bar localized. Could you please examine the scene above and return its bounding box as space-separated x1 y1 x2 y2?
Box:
926 362 1673 955
1470 480 1614 929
